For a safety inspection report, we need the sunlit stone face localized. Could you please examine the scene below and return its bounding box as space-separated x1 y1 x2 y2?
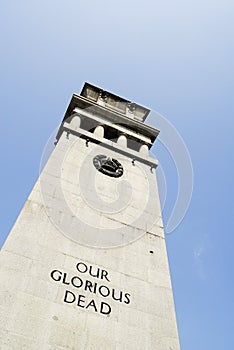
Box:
0 84 180 350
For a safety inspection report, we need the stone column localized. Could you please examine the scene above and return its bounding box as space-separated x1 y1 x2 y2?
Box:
117 134 127 147
94 125 104 138
140 144 149 156
70 114 81 131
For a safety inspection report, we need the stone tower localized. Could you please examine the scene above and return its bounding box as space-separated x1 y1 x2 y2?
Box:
0 83 180 349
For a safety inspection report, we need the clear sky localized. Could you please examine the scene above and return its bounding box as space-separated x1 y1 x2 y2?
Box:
1 1 233 348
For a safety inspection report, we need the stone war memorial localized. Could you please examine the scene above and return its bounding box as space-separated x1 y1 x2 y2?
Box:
0 83 181 349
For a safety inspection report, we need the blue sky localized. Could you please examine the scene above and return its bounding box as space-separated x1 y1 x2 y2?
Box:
1 1 233 348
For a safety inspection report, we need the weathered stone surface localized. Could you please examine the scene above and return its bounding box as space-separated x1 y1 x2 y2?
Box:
0 86 180 349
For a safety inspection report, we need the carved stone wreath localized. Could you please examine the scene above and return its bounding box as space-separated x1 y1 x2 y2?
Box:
93 155 123 178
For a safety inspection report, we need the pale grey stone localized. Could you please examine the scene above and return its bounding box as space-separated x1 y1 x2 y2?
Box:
0 84 180 349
